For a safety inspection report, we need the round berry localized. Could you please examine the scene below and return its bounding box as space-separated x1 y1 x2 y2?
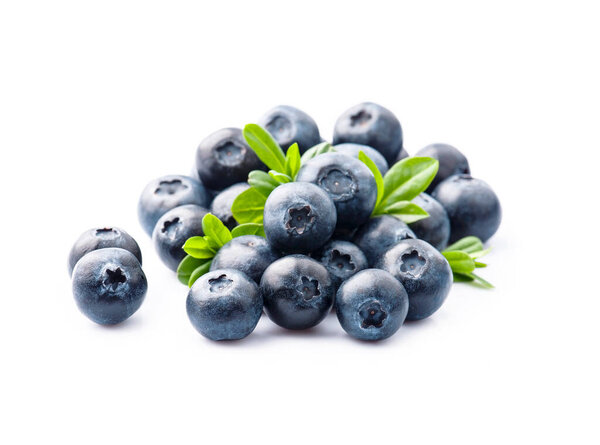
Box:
409 193 451 250
210 235 279 283
416 143 470 193
353 215 416 266
258 105 321 154
209 182 250 229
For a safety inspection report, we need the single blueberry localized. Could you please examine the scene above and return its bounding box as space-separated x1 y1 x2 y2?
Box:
68 227 142 276
376 239 452 321
333 143 389 175
72 248 147 325
335 269 409 341
260 255 335 330
186 269 263 341
416 143 470 193
316 240 368 289
333 102 403 165
352 215 416 266
209 182 250 229
263 182 336 254
395 147 410 163
432 174 501 243
258 105 321 154
296 152 377 231
152 204 209 271
138 174 209 237
195 128 265 191
409 193 451 250
210 235 280 283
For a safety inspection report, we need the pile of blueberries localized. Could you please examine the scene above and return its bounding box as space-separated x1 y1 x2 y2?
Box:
68 103 501 341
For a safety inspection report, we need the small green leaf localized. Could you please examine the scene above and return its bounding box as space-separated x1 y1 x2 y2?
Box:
248 170 279 197
243 124 286 172
452 272 475 283
183 236 216 259
358 150 384 210
232 187 267 224
300 142 336 164
188 260 212 287
177 255 207 285
442 251 476 274
469 272 494 289
443 236 484 254
474 261 488 268
268 170 292 183
380 157 439 207
468 248 493 259
201 213 232 247
285 142 301 179
378 201 429 224
231 223 265 238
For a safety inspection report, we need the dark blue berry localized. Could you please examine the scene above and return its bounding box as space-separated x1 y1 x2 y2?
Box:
316 240 367 289
209 182 250 229
416 143 470 193
409 193 450 250
333 143 389 175
258 105 321 154
352 215 416 266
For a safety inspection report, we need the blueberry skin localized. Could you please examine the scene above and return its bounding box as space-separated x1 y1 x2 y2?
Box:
209 182 250 230
296 152 377 231
152 204 209 271
195 128 265 191
432 174 501 243
352 215 416 266
138 175 210 237
263 182 336 254
416 143 470 193
409 193 451 250
317 240 368 289
72 248 147 325
260 255 335 330
395 147 410 163
186 269 263 341
258 105 321 154
336 269 409 341
210 235 279 283
376 239 452 321
332 143 389 175
333 102 403 165
68 227 142 276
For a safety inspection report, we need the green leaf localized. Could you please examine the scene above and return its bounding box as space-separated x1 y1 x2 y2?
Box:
232 187 267 224
231 223 265 238
285 142 301 179
469 272 494 289
468 247 493 259
442 251 476 274
380 157 439 207
300 142 336 164
452 272 475 283
183 236 216 259
188 260 212 287
443 236 484 254
201 213 232 247
474 261 488 268
243 123 286 172
358 150 384 210
378 201 429 224
268 170 292 183
248 170 279 197
177 255 207 285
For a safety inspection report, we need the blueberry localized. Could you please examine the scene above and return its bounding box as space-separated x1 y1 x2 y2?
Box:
186 269 263 341
260 255 335 330
432 174 501 243
209 182 250 229
316 240 368 289
352 215 416 266
152 204 209 271
333 143 389 175
210 235 280 283
335 269 409 341
72 248 147 325
333 102 403 165
68 227 142 276
415 143 470 193
195 128 265 191
376 239 452 321
395 147 410 163
409 193 451 250
296 152 377 231
138 174 209 237
258 105 321 154
263 182 336 254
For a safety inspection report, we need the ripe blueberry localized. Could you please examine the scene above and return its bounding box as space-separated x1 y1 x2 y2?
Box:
416 143 470 193
352 215 416 266
258 105 321 154
316 240 368 289
395 147 409 163
409 193 451 250
209 182 250 229
333 143 389 175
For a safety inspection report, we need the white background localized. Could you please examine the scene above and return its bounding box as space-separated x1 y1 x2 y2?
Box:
1 1 598 443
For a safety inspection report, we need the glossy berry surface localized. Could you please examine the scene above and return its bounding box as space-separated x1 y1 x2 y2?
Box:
138 174 209 237
376 239 452 321
409 193 451 250
333 143 389 175
432 174 501 243
195 127 265 191
68 227 142 276
152 204 209 271
186 269 263 341
210 235 280 283
353 215 416 266
317 240 368 288
260 255 335 330
416 143 470 193
333 102 403 164
263 182 336 254
335 269 409 341
296 152 377 231
258 105 322 154
209 182 250 229
72 248 147 325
